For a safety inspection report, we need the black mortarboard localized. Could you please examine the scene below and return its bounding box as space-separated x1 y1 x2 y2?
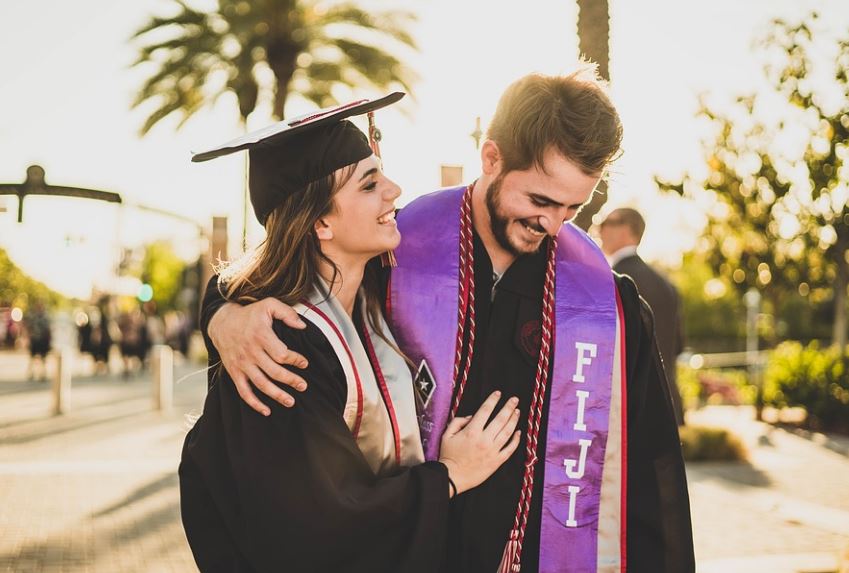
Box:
192 92 404 224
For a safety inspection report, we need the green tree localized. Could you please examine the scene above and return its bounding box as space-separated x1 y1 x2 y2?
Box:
657 13 849 348
671 253 744 351
131 0 418 249
140 242 186 313
131 0 418 130
0 248 65 310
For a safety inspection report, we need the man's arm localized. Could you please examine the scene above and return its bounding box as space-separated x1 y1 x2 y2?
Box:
673 285 685 357
618 275 695 572
202 274 310 416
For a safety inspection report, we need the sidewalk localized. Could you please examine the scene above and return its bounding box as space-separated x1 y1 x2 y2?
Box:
1 349 848 572
0 352 208 573
687 406 849 573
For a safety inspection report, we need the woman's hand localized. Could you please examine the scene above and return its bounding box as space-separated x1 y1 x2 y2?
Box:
208 299 309 415
438 391 522 496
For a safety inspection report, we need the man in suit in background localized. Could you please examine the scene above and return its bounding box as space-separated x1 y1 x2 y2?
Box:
599 208 686 425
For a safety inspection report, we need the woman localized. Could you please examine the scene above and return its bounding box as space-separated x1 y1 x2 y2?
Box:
179 95 521 572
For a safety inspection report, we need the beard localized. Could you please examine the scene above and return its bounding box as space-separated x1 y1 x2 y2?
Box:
484 175 546 257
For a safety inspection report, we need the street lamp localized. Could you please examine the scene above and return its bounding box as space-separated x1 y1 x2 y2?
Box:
0 165 122 223
470 116 483 150
744 288 763 420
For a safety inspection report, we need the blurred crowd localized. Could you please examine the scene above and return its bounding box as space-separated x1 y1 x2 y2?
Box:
1 298 194 380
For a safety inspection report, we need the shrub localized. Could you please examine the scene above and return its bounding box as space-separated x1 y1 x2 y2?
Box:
764 341 849 433
679 425 747 461
677 365 757 409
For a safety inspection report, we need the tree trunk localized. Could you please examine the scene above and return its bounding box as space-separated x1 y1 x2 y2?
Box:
273 78 291 120
267 37 299 120
240 116 249 252
833 247 848 349
572 0 611 231
576 0 610 81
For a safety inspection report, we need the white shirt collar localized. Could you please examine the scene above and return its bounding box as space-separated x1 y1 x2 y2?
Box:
608 245 639 267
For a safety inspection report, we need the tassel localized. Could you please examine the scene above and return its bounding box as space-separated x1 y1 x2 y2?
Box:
497 528 520 573
367 111 382 158
380 250 397 268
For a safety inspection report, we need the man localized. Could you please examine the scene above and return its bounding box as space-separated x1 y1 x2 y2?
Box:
202 70 694 572
23 302 51 381
599 208 686 426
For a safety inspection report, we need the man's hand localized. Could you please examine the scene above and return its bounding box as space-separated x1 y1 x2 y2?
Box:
208 298 309 416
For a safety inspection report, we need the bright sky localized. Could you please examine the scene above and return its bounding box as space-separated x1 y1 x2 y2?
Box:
1 0 847 299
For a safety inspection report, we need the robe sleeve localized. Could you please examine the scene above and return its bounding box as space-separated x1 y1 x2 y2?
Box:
180 319 450 573
615 275 695 573
198 275 226 369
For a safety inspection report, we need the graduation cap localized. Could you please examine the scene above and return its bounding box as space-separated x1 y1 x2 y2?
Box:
192 92 404 225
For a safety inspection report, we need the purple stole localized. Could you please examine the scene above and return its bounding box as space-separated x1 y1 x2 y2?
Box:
389 186 626 572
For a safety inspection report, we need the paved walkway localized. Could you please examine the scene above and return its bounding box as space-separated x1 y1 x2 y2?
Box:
1 350 848 572
687 406 849 573
0 350 206 573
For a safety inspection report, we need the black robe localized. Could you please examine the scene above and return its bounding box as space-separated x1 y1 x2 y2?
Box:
441 235 694 573
180 316 450 572
198 235 695 573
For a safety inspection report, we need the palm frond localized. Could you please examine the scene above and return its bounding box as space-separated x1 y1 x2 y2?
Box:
303 60 346 83
137 76 205 133
132 30 223 67
333 38 418 91
315 4 418 49
132 50 221 109
139 94 187 135
131 1 211 39
299 82 338 108
129 0 418 134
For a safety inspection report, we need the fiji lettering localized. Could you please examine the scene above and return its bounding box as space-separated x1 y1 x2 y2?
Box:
563 341 597 527
563 438 593 479
572 342 597 383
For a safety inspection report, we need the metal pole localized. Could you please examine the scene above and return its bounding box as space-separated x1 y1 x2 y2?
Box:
242 151 249 252
152 344 174 411
52 348 72 415
744 288 762 420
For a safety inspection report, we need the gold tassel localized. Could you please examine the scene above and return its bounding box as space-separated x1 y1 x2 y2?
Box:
381 250 397 268
367 111 382 158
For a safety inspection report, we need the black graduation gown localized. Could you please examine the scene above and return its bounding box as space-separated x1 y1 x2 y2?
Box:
180 316 450 573
441 235 694 573
198 236 695 573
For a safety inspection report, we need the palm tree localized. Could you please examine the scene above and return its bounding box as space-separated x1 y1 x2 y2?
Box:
573 0 611 232
131 0 418 248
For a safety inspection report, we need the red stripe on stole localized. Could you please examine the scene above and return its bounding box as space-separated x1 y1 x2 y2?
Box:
302 302 365 439
384 275 392 320
615 289 628 572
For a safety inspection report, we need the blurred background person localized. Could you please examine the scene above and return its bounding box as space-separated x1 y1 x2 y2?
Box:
118 306 147 378
164 310 191 357
88 300 116 375
142 300 164 364
599 207 686 425
1 306 22 348
22 301 52 381
76 309 92 358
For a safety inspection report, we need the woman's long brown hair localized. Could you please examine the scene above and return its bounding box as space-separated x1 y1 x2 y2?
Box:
217 165 405 362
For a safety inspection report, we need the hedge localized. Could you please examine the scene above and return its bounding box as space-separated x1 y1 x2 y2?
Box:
763 341 849 433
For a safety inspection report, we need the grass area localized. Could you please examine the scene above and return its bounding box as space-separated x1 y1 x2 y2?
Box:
679 425 747 462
